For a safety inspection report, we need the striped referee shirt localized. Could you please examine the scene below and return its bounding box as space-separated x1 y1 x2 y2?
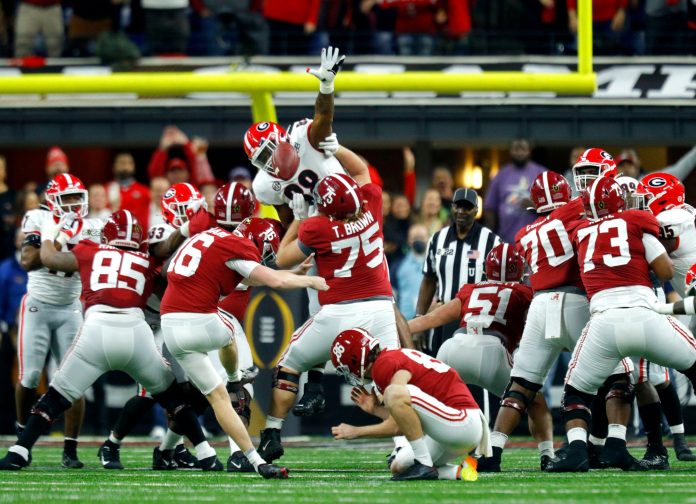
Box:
422 222 501 303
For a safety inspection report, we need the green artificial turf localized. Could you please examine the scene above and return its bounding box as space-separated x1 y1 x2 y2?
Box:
0 441 695 503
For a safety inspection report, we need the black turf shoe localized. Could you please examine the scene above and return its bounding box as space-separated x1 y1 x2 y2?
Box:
152 447 177 470
258 463 289 479
545 441 589 473
0 451 29 471
199 454 223 472
588 441 606 469
477 446 502 473
227 451 254 473
258 428 284 462
673 434 696 461
635 444 670 471
173 444 200 469
62 451 84 469
98 440 123 470
599 440 641 471
390 460 439 481
540 454 553 471
292 383 327 417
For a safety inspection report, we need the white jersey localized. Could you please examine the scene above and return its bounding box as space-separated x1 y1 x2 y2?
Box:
252 118 344 206
22 208 103 305
145 222 176 314
658 205 696 297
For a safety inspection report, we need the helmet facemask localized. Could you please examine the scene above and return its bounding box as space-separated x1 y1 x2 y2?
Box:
250 134 280 175
165 198 202 229
48 190 88 218
572 165 601 192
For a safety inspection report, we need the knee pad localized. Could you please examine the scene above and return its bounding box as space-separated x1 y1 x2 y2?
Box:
31 387 71 423
561 385 594 424
152 382 189 417
604 374 635 404
228 385 252 424
511 376 543 393
180 382 210 416
500 381 533 416
272 367 300 394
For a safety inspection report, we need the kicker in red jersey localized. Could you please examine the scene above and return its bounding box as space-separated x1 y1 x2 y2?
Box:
515 197 585 292
297 183 392 305
572 209 660 299
160 227 261 315
72 240 158 311
371 349 479 410
455 281 533 354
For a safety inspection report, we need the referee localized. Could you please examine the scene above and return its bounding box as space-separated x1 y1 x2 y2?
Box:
414 187 500 355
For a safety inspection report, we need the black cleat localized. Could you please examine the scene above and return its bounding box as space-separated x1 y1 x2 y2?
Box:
173 444 200 469
599 443 641 471
258 463 289 479
292 383 326 417
588 441 606 469
97 440 123 470
391 460 438 481
635 444 670 471
199 454 223 472
62 451 84 469
673 434 696 461
0 451 29 471
545 441 589 473
477 446 502 473
152 447 177 470
258 428 284 462
227 451 254 473
540 454 553 471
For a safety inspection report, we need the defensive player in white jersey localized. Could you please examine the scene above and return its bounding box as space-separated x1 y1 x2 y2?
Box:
17 173 103 468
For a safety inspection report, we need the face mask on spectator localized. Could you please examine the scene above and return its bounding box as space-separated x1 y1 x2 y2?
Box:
412 240 427 255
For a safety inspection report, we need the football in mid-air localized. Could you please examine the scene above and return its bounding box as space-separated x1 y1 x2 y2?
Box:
271 142 300 180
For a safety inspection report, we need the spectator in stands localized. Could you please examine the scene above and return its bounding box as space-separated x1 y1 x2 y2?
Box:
14 0 64 58
0 157 16 260
142 0 195 55
16 190 39 216
263 0 320 54
416 188 447 235
200 181 218 210
87 184 110 221
65 0 116 57
382 190 392 218
360 0 398 54
147 126 214 186
484 138 546 242
645 0 689 55
228 166 252 189
36 146 69 195
394 0 444 55
615 146 696 181
201 0 269 56
107 152 151 230
384 193 413 278
432 166 454 212
395 223 429 320
149 176 169 227
567 0 627 55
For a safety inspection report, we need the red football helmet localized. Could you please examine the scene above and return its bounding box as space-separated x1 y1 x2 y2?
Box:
102 210 144 250
234 217 282 265
45 173 88 218
572 148 617 191
214 182 256 228
330 328 380 387
243 121 287 174
161 183 204 229
582 176 626 220
485 243 524 283
637 172 685 216
686 263 696 296
313 173 363 220
529 171 572 213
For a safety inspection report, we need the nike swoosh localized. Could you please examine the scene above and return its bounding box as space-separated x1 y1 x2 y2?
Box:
230 461 241 469
261 441 271 451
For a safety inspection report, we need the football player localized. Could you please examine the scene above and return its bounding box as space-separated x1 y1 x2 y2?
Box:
330 328 488 481
547 177 696 472
17 173 103 468
0 211 216 470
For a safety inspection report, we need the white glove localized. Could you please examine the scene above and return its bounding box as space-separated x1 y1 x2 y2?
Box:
318 133 340 157
189 198 207 214
40 217 64 243
290 192 310 221
307 46 345 94
308 204 319 218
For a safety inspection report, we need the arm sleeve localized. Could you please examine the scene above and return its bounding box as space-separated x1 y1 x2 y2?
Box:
663 146 696 181
643 234 667 263
403 169 416 206
225 259 260 278
371 357 400 393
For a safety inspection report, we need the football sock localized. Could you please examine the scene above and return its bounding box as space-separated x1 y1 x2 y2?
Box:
160 429 183 451
409 437 433 467
227 370 242 383
567 427 587 444
244 448 265 470
64 438 78 456
538 440 554 458
588 435 605 446
490 431 508 450
112 395 155 440
590 385 609 439
265 416 284 430
638 402 663 446
17 414 50 451
393 435 409 449
657 382 684 427
195 441 216 460
8 445 29 462
229 437 241 453
108 433 122 445
607 424 627 441
670 423 685 435
436 464 459 480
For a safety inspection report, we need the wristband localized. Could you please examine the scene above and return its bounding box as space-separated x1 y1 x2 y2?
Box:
320 81 334 94
179 221 191 238
652 303 674 315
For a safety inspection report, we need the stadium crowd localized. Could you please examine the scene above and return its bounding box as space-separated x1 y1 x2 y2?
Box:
0 0 693 59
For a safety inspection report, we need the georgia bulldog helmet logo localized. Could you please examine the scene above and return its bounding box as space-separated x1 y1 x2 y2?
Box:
647 177 667 188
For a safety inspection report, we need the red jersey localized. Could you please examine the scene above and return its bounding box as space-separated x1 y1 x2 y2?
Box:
117 181 151 231
571 210 660 299
371 349 479 410
72 241 157 311
218 287 252 322
515 198 585 292
297 183 393 305
455 281 533 354
160 227 261 315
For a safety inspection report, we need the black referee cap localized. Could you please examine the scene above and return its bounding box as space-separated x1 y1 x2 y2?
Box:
452 187 478 208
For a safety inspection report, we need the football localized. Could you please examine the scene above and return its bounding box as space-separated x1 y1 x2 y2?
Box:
271 142 300 180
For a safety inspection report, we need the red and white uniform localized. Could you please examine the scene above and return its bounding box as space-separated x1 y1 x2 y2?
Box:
510 198 590 386
657 205 696 298
279 184 398 373
437 282 532 397
160 227 261 394
566 210 696 394
372 348 490 462
50 242 174 403
17 208 103 389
